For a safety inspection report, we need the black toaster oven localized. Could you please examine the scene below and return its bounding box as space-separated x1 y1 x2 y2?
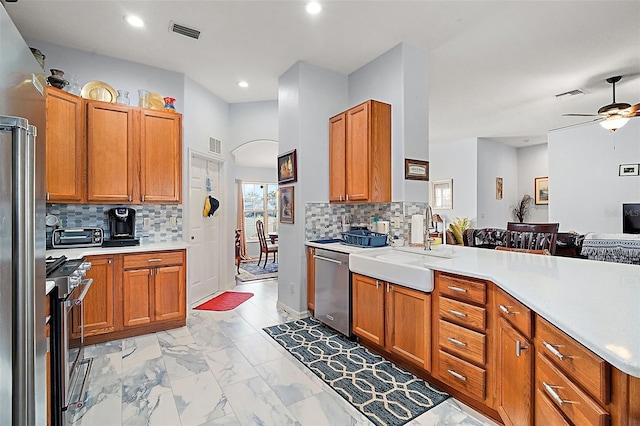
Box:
51 227 104 248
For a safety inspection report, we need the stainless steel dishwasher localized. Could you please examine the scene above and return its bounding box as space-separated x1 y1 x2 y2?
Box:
314 248 351 336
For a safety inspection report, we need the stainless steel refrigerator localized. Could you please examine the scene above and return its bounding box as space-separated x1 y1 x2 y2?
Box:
1 3 47 425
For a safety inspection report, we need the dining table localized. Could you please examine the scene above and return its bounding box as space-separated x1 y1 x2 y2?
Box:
268 232 278 244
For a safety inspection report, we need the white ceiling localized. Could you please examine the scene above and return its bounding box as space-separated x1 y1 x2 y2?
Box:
5 1 640 148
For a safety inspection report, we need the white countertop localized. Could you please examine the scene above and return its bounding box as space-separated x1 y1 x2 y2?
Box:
46 241 190 259
387 244 640 378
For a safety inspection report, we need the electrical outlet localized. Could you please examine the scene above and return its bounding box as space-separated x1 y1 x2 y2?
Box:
169 216 177 226
289 282 295 295
143 218 150 228
393 217 400 228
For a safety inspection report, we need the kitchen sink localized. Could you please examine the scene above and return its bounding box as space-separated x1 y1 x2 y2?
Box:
349 247 438 292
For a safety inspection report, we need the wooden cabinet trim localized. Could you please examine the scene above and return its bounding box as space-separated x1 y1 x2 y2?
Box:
496 287 533 339
438 273 487 304
439 319 486 366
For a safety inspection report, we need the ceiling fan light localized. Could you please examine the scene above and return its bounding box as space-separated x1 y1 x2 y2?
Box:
599 115 630 131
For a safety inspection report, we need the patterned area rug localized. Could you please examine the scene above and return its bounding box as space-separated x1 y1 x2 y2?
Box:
237 260 278 282
263 318 449 426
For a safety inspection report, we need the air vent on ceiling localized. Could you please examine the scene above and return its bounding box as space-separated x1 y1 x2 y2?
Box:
555 89 585 100
209 137 221 155
169 21 201 40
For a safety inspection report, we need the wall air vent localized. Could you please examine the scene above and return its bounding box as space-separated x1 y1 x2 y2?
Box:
209 137 222 155
169 21 201 40
555 89 585 100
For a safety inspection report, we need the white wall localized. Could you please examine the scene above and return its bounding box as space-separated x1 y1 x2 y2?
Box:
477 138 518 228
429 138 479 226
549 119 640 234
229 101 278 148
517 143 549 223
349 43 429 202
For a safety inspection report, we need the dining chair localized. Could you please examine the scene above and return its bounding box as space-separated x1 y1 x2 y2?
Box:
256 219 278 268
235 229 242 274
495 246 551 255
505 222 559 255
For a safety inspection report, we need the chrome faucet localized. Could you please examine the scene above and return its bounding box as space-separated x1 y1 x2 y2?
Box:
424 206 436 250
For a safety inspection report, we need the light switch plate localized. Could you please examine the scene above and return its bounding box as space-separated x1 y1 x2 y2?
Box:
169 216 177 227
393 217 401 228
143 218 150 228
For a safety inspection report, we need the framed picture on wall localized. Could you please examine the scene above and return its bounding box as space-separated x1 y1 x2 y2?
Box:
279 186 294 224
534 176 549 205
404 159 429 181
277 149 297 184
619 164 639 176
496 177 503 200
431 179 453 209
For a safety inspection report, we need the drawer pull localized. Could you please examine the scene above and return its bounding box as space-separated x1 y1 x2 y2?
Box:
516 340 528 357
543 341 567 360
447 285 467 293
499 304 512 315
446 309 467 318
447 337 467 347
147 258 162 263
447 369 467 381
543 382 573 406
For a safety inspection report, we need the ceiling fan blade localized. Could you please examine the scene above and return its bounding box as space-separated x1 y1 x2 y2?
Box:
562 113 600 117
550 117 603 132
625 103 640 117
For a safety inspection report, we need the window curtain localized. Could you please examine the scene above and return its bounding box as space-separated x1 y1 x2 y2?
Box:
236 181 249 260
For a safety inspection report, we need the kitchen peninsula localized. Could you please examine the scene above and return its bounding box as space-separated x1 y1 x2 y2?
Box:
306 241 640 425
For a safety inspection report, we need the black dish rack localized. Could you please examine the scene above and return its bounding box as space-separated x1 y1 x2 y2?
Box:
340 230 388 247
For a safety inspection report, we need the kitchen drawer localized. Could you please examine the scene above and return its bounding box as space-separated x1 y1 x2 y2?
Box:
438 273 486 304
439 319 485 365
437 350 486 401
534 388 570 426
123 250 184 270
536 352 609 426
439 297 486 331
536 315 609 405
496 288 532 339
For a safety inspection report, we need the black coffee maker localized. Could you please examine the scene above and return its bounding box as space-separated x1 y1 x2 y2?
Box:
103 207 140 247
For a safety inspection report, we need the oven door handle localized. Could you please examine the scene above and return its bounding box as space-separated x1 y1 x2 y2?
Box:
73 279 93 305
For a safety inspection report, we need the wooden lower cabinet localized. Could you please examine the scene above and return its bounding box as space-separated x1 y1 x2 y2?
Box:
72 255 116 338
80 249 186 345
306 247 315 311
497 316 533 425
352 273 430 369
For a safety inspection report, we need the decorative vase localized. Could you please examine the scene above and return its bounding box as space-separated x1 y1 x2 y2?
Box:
64 74 81 96
138 89 150 108
47 69 68 89
163 97 176 112
116 90 130 105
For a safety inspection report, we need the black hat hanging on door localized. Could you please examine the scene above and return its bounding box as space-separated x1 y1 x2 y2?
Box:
202 195 220 217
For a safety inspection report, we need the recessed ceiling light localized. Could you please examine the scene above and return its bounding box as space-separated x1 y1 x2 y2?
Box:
238 81 249 88
125 15 144 28
306 1 322 14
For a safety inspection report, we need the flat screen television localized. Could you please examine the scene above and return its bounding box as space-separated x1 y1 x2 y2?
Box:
622 203 640 234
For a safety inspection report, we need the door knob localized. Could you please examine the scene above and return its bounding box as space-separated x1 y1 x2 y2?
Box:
191 236 194 240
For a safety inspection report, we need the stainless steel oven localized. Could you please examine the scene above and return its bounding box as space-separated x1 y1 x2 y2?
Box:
46 256 93 425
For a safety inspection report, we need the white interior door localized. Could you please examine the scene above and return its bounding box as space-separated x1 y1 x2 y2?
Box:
189 154 221 304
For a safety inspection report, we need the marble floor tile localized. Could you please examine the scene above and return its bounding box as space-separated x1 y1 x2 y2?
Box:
122 356 172 400
217 315 259 341
203 347 259 387
190 324 236 354
233 333 284 366
172 371 234 426
122 334 162 369
287 391 370 426
71 390 122 426
254 357 323 406
122 389 181 426
222 376 298 426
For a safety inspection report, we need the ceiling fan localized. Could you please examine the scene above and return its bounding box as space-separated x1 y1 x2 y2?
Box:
563 76 640 131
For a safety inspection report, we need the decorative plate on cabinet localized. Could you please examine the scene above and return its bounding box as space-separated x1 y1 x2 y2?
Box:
81 81 117 102
148 93 164 110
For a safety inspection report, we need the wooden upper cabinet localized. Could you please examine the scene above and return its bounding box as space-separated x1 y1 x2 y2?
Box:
86 101 136 203
45 87 86 203
140 110 182 203
329 100 391 203
328 113 346 202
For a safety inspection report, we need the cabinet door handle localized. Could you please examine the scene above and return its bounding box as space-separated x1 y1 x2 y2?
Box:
386 283 390 293
543 341 567 360
128 195 132 202
447 309 467 318
447 285 467 293
499 304 512 315
375 280 380 289
339 195 343 201
346 194 349 201
447 337 467 347
46 192 50 201
147 258 162 263
542 382 573 406
447 369 467 381
108 259 112 264
142 194 145 202
516 340 528 356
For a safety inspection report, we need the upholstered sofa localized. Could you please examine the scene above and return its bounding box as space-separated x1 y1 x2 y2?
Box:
445 228 586 258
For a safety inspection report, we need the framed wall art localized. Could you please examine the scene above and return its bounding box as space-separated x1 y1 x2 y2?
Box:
279 186 294 224
496 177 503 200
534 176 549 205
619 164 639 176
277 149 297 184
431 179 453 210
404 158 429 181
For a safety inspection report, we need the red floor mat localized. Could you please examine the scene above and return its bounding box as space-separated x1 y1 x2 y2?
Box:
194 291 254 311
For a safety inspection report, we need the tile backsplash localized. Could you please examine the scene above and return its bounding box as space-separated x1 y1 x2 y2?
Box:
305 201 428 242
46 204 183 245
